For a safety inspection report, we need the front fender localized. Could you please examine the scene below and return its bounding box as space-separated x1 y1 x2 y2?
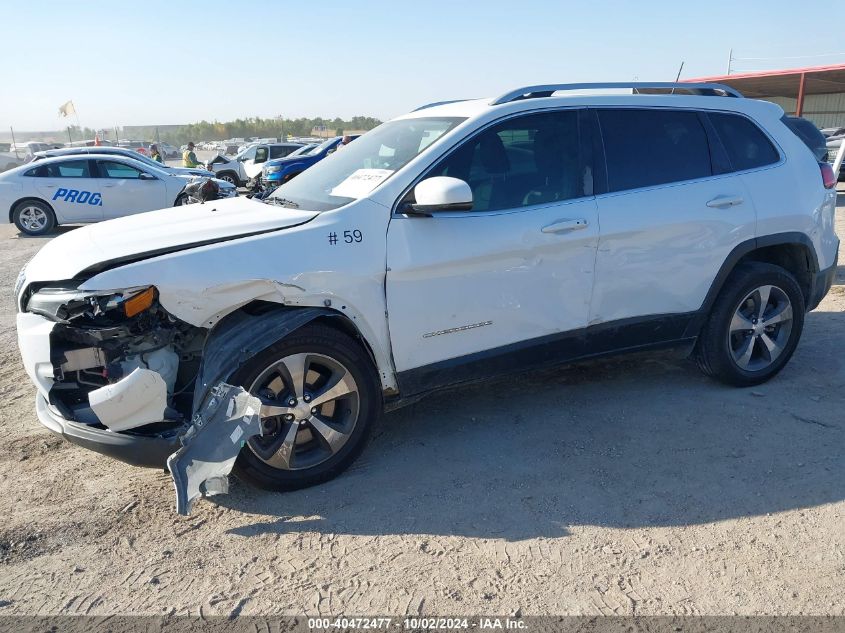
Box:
192 306 331 410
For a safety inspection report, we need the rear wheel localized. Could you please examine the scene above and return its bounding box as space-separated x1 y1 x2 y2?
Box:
696 263 805 386
13 200 56 236
231 324 381 491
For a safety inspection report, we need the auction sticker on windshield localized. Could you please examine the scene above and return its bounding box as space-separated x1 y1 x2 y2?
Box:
330 169 393 198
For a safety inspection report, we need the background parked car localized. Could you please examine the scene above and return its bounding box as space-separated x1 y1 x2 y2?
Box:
117 140 150 156
206 142 305 186
2 154 234 235
34 147 216 178
0 151 26 172
261 135 358 186
160 143 180 159
9 142 58 161
820 126 845 138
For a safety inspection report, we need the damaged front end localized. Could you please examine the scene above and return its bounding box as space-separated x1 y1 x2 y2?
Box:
39 285 202 434
22 284 260 514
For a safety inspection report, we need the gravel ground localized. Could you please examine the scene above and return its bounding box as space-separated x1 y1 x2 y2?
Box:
0 190 843 617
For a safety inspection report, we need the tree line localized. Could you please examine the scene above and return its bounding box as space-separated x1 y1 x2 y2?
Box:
62 115 383 145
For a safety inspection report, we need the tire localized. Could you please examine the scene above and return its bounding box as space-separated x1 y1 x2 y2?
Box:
12 200 56 236
695 262 805 387
174 194 191 206
217 171 240 186
231 324 381 491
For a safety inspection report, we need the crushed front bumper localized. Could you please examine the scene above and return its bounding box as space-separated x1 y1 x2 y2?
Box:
35 394 179 468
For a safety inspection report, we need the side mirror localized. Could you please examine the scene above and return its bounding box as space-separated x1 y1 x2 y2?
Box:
409 177 473 214
138 172 156 181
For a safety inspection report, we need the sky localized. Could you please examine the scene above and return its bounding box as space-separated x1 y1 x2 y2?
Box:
2 0 844 132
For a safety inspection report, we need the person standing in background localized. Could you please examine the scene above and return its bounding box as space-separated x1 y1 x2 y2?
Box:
150 144 164 163
182 142 201 168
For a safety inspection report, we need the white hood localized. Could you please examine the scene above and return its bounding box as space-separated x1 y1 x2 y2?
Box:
23 197 318 284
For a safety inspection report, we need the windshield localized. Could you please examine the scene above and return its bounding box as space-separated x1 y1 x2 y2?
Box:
235 145 257 161
306 138 337 156
268 117 465 211
123 150 163 169
289 144 315 157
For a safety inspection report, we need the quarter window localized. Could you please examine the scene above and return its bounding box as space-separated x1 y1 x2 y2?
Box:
429 110 585 212
598 109 712 192
97 161 144 179
709 113 780 171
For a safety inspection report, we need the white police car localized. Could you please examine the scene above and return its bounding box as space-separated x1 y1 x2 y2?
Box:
2 153 237 235
34 146 216 178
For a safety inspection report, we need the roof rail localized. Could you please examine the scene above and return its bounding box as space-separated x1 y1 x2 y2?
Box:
490 82 743 106
412 99 473 112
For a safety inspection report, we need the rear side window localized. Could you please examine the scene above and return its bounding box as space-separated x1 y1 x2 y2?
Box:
29 160 92 178
709 113 779 171
598 109 712 192
781 116 828 162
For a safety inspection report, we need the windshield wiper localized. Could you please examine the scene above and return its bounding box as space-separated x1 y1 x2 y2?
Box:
267 197 299 208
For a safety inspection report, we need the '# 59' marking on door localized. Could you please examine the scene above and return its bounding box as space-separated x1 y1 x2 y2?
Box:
52 188 103 206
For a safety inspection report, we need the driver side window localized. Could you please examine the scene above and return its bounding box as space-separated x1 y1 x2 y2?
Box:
97 160 143 179
254 147 268 163
429 110 587 212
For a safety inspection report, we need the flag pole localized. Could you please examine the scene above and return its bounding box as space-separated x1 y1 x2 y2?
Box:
73 103 83 146
10 127 18 159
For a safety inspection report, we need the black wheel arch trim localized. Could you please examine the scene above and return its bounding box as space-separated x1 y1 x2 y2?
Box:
192 305 371 411
682 232 819 338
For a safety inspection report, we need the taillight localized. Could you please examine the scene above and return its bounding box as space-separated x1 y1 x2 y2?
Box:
820 162 836 189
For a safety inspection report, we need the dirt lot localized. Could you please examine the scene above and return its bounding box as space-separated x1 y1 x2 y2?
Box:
0 192 844 617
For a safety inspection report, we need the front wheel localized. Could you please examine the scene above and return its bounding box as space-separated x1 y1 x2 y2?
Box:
231 324 381 491
695 262 805 387
217 171 240 186
13 200 56 236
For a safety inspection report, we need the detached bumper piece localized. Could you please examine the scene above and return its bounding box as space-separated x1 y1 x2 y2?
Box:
167 383 263 516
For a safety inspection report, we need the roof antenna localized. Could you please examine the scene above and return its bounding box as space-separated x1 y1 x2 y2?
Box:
671 61 685 94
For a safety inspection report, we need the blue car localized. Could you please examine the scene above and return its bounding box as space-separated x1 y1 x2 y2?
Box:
261 135 359 186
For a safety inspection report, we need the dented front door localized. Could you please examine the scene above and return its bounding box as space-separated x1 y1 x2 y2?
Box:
385 198 599 376
385 108 600 378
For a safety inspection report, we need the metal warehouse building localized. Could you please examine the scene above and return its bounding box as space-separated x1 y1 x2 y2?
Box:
686 63 845 128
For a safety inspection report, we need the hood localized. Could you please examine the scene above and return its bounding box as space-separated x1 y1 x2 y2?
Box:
179 174 236 191
265 154 318 168
23 196 319 284
170 167 215 178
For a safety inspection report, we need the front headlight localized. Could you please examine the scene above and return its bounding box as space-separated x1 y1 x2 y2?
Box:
14 264 28 299
26 286 156 322
265 165 281 174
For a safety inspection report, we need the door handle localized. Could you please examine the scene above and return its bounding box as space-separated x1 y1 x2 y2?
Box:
706 195 744 209
102 183 117 188
541 218 589 234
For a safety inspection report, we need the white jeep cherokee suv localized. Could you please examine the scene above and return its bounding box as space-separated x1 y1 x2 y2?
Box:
15 82 839 509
